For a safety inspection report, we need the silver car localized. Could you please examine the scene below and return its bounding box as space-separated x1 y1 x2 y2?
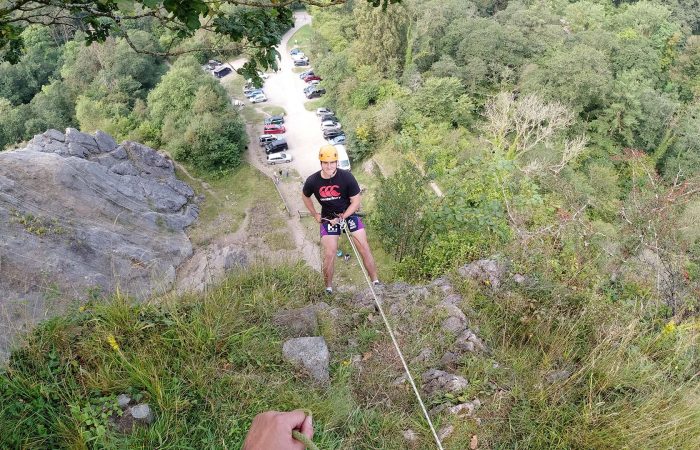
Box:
267 152 292 165
320 120 341 131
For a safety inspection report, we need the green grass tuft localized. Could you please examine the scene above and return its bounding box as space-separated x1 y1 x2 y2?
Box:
0 265 430 449
288 25 313 55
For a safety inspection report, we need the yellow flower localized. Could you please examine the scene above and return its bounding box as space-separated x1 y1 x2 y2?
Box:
661 320 677 336
106 334 120 352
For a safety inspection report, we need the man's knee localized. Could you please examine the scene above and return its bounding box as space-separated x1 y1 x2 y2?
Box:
321 238 338 256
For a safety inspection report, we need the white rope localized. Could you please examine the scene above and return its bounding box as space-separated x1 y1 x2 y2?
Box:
339 219 444 450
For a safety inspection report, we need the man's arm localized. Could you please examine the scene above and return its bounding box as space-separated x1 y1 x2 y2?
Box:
301 194 322 223
341 194 361 220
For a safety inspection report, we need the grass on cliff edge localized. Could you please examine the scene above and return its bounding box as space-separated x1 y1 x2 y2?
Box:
0 264 433 449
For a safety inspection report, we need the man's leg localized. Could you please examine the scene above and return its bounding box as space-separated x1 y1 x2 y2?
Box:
321 235 339 289
350 229 379 282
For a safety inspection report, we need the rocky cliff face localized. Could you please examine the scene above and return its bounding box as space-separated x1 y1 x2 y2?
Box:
0 128 198 359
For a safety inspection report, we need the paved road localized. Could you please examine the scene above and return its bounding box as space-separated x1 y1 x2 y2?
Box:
263 11 323 179
217 11 324 271
224 11 326 179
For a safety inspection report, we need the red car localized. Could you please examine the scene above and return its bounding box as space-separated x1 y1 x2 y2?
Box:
303 75 322 82
263 124 286 134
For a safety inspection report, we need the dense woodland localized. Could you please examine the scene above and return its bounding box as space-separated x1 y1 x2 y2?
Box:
1 0 699 448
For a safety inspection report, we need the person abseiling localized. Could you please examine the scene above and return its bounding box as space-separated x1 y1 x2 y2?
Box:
302 145 380 294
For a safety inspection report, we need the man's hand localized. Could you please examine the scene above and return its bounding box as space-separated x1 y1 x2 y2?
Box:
313 212 322 223
243 410 313 450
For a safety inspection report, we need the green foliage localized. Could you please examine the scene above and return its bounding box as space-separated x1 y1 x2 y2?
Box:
521 44 612 113
70 395 123 444
411 76 464 123
353 1 412 77
1 1 401 84
173 111 247 172
370 162 430 262
0 26 63 105
0 265 429 448
10 209 64 236
661 102 700 181
25 81 76 137
212 6 293 85
0 97 29 148
147 56 205 130
147 56 247 172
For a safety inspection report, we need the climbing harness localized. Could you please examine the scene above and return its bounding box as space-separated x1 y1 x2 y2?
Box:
336 217 445 450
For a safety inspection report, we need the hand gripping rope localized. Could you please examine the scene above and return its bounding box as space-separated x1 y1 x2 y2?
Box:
335 217 444 449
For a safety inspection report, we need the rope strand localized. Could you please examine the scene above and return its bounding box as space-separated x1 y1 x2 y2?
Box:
340 219 444 450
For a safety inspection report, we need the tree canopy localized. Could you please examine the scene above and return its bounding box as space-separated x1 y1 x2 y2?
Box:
0 0 399 82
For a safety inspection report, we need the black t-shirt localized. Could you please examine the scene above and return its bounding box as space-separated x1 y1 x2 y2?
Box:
303 169 360 219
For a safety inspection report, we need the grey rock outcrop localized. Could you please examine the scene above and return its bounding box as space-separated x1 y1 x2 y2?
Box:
130 404 155 424
117 394 132 409
0 129 198 361
430 399 481 418
458 258 506 289
545 369 572 384
422 369 468 397
282 336 330 384
112 401 155 433
175 244 248 294
272 303 332 338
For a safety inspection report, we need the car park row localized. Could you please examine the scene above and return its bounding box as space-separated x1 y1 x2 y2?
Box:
228 46 349 167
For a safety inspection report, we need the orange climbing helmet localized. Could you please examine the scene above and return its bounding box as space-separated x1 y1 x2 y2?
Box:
319 145 338 162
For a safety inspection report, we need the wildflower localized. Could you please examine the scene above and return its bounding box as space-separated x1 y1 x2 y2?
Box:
106 334 120 352
661 320 677 336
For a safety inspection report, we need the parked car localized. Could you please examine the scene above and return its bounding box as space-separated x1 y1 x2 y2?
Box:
303 75 322 82
250 93 267 103
294 58 310 67
323 129 344 139
264 124 286 134
213 66 232 78
299 70 314 79
319 114 338 122
327 134 346 145
292 52 306 60
259 134 278 146
265 138 288 154
306 88 326 99
321 121 341 131
267 152 292 165
335 145 351 171
245 89 264 98
264 115 285 125
303 85 316 94
306 80 321 87
290 48 302 55
316 107 334 117
205 59 222 70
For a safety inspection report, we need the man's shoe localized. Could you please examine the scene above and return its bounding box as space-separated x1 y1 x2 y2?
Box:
325 287 333 295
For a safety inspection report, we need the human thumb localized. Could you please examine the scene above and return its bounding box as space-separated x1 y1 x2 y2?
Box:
300 414 313 439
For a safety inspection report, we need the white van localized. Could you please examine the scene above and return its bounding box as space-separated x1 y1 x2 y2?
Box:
335 145 351 171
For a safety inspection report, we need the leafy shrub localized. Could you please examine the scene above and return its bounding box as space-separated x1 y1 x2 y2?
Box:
173 111 247 172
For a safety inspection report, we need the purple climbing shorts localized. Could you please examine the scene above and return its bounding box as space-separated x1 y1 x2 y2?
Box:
320 215 364 237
